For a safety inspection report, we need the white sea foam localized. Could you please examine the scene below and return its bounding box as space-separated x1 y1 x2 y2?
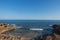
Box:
16 26 23 29
30 28 44 31
49 24 52 26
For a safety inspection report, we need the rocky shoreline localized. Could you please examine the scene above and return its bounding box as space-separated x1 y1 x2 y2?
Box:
0 23 41 40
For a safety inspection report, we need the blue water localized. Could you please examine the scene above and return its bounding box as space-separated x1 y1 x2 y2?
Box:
0 20 60 35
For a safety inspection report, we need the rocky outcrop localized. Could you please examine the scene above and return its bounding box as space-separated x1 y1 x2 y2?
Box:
0 23 41 40
0 23 16 34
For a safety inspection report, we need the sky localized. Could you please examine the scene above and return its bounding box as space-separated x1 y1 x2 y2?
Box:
0 0 60 20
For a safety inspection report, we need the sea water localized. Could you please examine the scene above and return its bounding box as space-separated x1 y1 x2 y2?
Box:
0 20 60 35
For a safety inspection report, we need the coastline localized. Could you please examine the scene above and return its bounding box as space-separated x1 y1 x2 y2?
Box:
0 23 41 40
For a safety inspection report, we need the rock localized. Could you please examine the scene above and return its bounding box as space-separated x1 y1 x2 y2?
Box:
0 23 16 34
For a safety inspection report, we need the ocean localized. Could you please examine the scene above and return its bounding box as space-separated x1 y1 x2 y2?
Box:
0 20 60 35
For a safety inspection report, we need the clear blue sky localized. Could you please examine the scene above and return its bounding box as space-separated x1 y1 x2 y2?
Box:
0 0 60 20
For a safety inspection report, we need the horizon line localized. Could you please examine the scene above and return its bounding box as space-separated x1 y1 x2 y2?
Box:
0 19 60 20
